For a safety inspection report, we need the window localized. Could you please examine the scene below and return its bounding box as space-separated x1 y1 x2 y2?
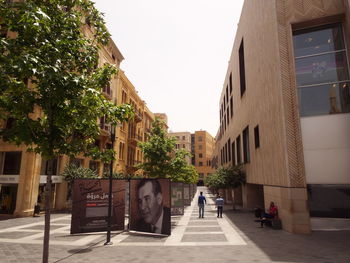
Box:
199 153 203 158
102 82 112 96
227 109 230 124
230 97 233 118
198 136 203 142
0 152 22 175
254 125 260 149
118 142 125 160
236 135 242 164
228 139 231 162
232 141 236 166
198 145 202 150
182 144 185 148
70 158 83 167
199 162 203 166
226 85 229 103
293 23 350 116
89 161 99 172
103 163 110 175
220 149 223 165
243 126 250 163
182 136 186 140
239 39 246 97
122 90 127 104
224 143 227 163
40 158 59 175
229 73 233 94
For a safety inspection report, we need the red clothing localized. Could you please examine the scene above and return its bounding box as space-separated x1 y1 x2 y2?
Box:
269 206 278 217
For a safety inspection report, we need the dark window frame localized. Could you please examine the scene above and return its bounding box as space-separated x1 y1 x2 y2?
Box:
239 39 246 97
254 125 260 149
243 126 250 163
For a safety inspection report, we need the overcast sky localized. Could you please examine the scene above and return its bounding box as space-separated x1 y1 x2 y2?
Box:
94 0 244 137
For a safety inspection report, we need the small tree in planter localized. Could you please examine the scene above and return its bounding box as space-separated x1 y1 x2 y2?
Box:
204 172 225 194
209 165 246 210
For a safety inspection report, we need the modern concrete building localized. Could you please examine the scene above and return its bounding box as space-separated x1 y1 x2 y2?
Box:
0 28 157 216
215 0 350 234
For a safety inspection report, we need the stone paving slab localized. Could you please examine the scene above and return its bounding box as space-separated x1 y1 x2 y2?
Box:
187 221 219 226
181 234 227 242
185 227 221 232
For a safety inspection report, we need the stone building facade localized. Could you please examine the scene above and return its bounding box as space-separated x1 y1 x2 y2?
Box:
214 0 350 233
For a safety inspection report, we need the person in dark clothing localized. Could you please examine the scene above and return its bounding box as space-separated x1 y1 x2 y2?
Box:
198 191 206 218
215 194 224 218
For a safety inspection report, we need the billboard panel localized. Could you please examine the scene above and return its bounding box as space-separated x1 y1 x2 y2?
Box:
70 179 126 234
171 182 184 215
129 178 171 235
183 184 191 206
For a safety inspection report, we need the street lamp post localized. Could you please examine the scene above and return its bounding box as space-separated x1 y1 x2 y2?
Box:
105 124 116 245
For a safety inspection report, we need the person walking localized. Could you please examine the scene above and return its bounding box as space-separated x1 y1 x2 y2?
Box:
198 191 206 218
215 194 224 218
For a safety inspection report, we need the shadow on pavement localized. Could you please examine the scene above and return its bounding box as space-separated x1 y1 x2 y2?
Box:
224 208 350 263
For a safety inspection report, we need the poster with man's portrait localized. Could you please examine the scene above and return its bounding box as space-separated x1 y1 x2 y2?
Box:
171 182 184 215
71 179 126 234
183 184 191 206
129 178 171 235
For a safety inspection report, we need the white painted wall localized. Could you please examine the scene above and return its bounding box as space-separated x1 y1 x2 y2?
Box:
300 113 350 184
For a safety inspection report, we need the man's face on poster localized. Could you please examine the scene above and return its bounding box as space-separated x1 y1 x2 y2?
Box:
138 181 162 224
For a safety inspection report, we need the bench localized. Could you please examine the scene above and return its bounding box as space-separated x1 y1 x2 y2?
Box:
264 218 282 229
254 207 282 230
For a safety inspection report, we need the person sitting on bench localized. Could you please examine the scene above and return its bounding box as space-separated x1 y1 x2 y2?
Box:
260 201 278 227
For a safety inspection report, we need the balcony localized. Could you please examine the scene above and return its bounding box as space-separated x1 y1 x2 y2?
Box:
133 110 143 123
128 133 143 145
99 117 110 137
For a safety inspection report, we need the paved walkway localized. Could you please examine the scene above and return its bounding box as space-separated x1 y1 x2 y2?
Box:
0 187 349 263
0 188 244 247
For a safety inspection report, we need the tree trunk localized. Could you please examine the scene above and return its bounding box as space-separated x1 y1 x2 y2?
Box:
231 188 236 210
42 159 53 263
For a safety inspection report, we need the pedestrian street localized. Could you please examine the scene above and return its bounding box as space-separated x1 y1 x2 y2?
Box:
0 187 246 248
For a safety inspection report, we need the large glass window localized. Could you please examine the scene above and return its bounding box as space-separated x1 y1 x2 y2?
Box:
293 24 350 117
0 152 22 175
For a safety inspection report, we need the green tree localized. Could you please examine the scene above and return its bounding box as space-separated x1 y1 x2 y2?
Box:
137 118 176 177
170 149 199 184
137 118 198 183
205 172 225 192
205 165 246 209
0 1 133 262
61 164 98 184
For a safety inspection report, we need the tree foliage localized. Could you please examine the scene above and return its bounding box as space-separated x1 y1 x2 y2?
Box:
0 2 133 261
170 149 198 184
0 0 133 161
61 164 98 184
205 165 246 191
137 118 198 183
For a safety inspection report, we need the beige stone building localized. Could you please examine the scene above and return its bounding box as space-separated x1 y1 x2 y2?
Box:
192 131 215 185
0 30 157 216
168 132 192 164
214 0 350 234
